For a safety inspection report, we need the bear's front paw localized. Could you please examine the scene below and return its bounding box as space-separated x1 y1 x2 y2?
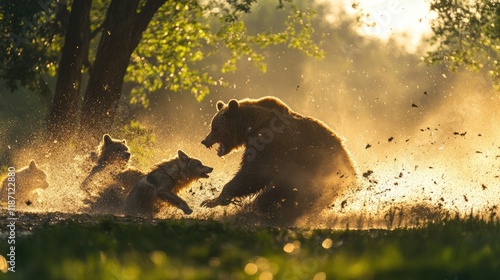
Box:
200 198 220 208
201 197 231 208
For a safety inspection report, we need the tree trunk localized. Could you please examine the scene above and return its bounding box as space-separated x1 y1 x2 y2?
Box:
79 0 166 140
47 0 91 142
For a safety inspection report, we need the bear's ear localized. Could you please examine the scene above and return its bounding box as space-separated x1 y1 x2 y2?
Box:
228 99 239 112
103 134 113 145
178 150 189 162
216 101 225 111
121 139 127 145
29 160 37 169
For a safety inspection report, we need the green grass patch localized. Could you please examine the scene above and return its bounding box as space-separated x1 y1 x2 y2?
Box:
0 214 499 279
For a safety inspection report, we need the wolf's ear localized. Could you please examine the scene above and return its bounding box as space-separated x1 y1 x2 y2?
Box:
216 101 225 111
103 134 113 145
29 160 37 169
89 151 98 162
227 99 239 112
178 150 189 162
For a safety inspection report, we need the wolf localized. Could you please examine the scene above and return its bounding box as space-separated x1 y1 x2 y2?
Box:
81 134 131 194
0 160 49 207
123 150 213 218
80 134 144 214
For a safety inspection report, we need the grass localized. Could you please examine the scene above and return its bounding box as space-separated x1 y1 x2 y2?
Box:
0 213 499 279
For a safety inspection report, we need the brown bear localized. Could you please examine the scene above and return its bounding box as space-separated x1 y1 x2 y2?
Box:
81 134 144 214
0 160 49 207
201 96 357 225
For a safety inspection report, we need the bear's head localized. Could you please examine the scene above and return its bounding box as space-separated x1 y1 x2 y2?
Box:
97 134 131 166
201 99 242 157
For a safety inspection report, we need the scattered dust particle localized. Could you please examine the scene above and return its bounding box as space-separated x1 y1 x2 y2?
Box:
362 170 373 178
341 200 347 209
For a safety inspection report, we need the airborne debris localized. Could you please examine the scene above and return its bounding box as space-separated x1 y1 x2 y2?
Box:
365 144 371 149
482 184 487 190
411 103 419 108
388 136 394 142
362 170 373 178
341 200 347 209
453 131 467 136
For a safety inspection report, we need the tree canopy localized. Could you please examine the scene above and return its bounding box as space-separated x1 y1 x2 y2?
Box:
0 0 323 142
425 0 500 90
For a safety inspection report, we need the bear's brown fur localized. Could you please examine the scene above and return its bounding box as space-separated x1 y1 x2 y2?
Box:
201 96 357 225
0 160 49 207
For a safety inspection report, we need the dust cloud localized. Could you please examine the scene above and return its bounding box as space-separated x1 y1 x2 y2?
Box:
1 3 498 229
7 66 497 229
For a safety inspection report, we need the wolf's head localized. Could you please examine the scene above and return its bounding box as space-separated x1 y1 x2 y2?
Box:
177 150 213 179
201 99 242 157
20 160 49 190
97 134 131 166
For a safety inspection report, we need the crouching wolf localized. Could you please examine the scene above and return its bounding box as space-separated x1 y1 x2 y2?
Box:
81 134 131 193
1 160 49 207
123 150 213 218
79 134 142 214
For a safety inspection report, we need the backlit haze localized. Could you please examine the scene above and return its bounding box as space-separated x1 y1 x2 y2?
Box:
4 0 499 228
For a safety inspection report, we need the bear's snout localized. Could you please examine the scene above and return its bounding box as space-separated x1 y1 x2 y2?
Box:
201 134 216 148
201 139 209 147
